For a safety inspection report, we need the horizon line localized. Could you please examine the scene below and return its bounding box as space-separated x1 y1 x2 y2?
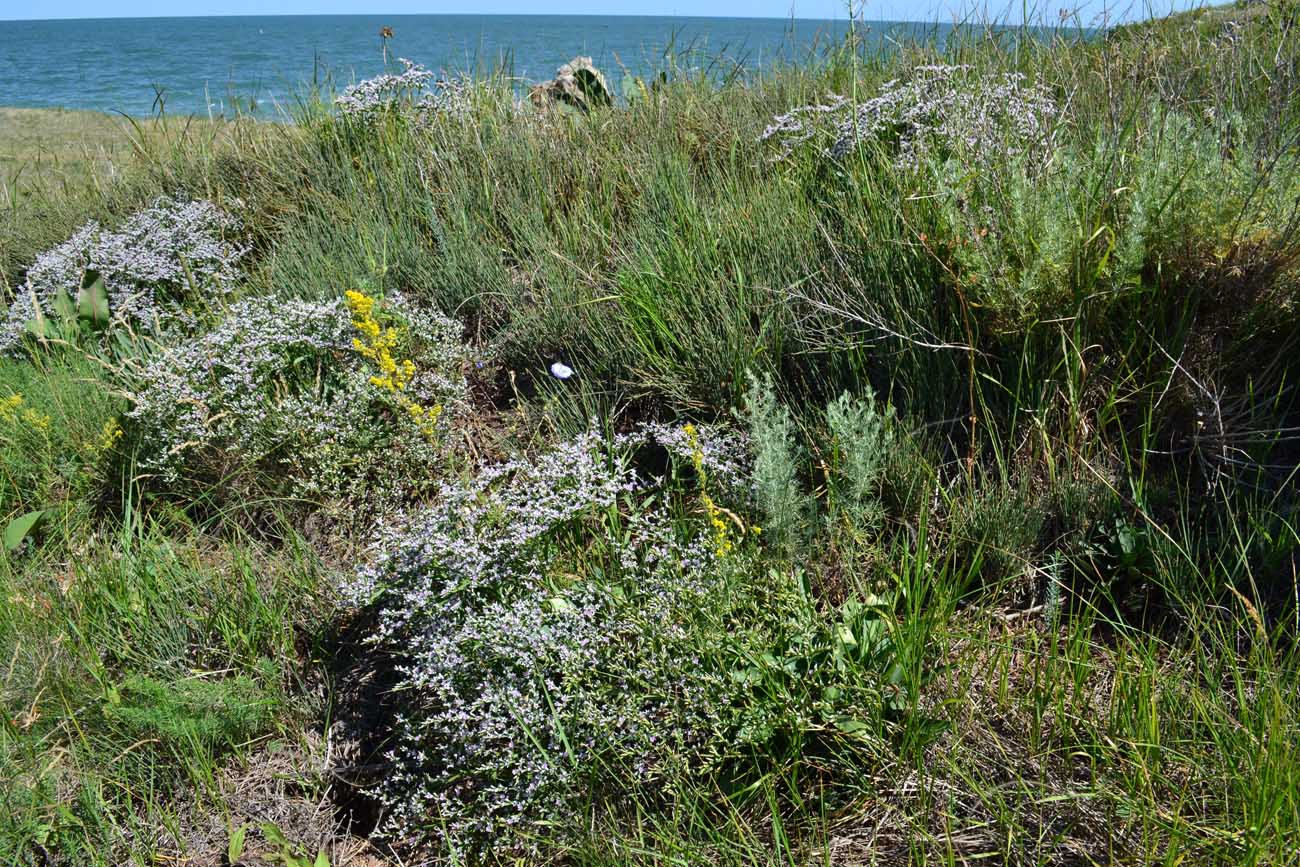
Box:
0 8 1135 26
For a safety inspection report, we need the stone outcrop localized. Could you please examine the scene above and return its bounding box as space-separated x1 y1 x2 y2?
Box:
529 56 612 112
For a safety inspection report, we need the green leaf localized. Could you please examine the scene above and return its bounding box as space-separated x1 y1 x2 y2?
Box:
260 822 291 849
52 287 76 321
834 717 872 737
313 849 330 867
77 273 110 326
227 824 248 863
4 509 46 551
23 316 48 340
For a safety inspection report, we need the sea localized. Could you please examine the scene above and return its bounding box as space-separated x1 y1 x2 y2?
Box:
0 14 906 118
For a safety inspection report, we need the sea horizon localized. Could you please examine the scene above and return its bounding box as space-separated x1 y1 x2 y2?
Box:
0 13 1075 118
10 11 858 22
0 13 861 117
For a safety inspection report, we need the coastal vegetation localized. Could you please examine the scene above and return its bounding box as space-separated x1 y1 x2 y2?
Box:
2 3 1300 864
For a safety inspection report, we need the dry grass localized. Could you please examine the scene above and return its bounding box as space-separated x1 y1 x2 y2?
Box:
0 108 140 203
0 107 247 204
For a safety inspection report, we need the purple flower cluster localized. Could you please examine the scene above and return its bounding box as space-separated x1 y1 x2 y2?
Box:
1 198 247 353
414 75 475 125
759 93 851 157
335 59 436 116
629 421 751 493
352 428 755 853
128 292 465 505
762 65 1060 171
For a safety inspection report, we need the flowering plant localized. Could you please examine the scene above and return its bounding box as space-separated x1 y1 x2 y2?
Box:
349 425 776 853
335 59 472 123
762 65 1060 172
127 291 465 511
1 198 247 354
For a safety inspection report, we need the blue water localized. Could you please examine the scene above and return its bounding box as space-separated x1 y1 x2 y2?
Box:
0 14 900 117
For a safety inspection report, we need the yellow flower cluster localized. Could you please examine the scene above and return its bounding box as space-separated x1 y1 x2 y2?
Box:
699 491 734 557
682 422 755 558
0 393 22 422
24 410 50 433
344 290 443 439
345 289 415 392
684 422 705 475
0 393 51 434
97 418 124 453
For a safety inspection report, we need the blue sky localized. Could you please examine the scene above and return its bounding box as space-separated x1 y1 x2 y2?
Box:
2 0 1201 23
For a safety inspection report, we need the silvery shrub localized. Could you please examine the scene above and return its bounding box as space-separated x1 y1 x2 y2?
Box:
761 65 1060 172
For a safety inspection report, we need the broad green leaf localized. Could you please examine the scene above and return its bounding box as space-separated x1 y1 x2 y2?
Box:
52 287 76 321
77 273 110 326
4 509 46 551
260 822 291 849
227 824 248 863
834 717 872 736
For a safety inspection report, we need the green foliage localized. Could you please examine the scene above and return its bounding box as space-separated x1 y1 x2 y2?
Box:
260 822 331 867
825 388 896 536
0 4 1298 863
741 372 810 554
101 669 278 756
20 272 110 343
0 351 122 521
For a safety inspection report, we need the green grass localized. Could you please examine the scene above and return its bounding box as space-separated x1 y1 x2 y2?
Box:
2 2 1299 864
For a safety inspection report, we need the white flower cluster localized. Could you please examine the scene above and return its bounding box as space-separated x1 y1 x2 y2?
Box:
335 58 429 115
335 59 475 124
762 65 1060 170
1 198 247 354
414 74 475 125
127 292 465 507
1 198 246 354
351 425 755 853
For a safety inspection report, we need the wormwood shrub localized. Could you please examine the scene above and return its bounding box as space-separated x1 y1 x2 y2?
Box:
349 426 888 857
741 374 911 561
826 388 896 537
128 289 465 514
741 373 809 554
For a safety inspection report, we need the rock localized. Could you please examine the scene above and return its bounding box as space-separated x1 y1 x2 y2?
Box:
529 56 612 113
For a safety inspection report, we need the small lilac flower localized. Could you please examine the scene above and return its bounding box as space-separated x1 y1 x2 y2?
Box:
550 362 574 380
348 426 761 855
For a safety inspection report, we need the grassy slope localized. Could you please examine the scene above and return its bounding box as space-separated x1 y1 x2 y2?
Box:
3 3 1300 865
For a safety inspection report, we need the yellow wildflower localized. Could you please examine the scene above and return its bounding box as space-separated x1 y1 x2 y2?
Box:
700 491 734 557
683 422 745 557
0 393 22 423
22 409 51 433
683 422 705 475
98 418 124 452
345 289 440 440
344 289 375 321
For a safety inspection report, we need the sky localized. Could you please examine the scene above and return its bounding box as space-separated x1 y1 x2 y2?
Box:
0 0 1201 23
